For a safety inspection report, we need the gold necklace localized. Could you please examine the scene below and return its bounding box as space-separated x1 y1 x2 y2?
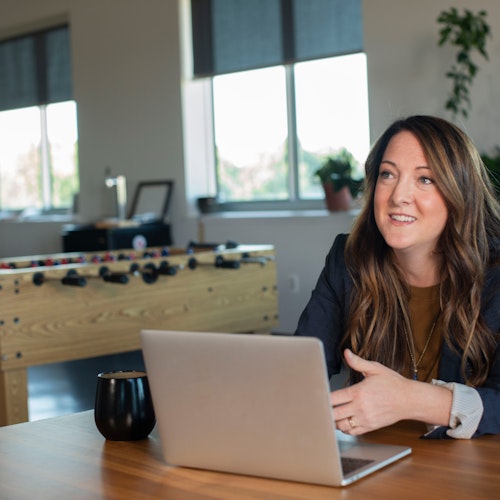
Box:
403 313 440 381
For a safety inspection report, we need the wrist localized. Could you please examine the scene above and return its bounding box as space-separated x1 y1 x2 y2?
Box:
405 380 452 426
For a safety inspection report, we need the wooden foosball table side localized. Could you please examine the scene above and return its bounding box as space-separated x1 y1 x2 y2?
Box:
0 244 278 425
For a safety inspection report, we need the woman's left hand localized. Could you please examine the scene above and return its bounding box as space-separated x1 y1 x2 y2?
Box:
330 348 414 435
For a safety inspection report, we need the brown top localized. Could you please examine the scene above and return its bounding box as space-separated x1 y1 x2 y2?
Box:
408 284 442 382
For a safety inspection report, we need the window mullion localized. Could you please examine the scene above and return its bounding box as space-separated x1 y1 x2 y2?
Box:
285 65 299 201
39 105 52 209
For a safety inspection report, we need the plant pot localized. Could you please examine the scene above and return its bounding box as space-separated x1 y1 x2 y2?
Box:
322 184 352 212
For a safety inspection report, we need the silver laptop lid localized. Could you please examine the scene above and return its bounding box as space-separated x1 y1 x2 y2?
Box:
140 330 411 486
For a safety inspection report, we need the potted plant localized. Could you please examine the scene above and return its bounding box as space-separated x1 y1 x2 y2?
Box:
314 148 363 212
437 7 491 119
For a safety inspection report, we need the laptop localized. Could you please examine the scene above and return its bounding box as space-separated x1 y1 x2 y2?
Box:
140 330 411 487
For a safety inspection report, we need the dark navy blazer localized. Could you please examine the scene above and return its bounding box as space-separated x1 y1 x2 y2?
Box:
295 233 500 438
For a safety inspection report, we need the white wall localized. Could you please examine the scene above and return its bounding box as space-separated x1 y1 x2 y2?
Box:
1 0 499 333
364 0 500 149
0 0 197 252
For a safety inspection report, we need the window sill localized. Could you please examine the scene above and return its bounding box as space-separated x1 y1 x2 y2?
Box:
197 208 360 220
0 213 75 223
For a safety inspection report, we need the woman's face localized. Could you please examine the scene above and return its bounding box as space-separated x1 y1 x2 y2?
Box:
374 131 448 259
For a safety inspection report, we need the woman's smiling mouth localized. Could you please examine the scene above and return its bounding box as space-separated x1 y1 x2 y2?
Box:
390 214 416 222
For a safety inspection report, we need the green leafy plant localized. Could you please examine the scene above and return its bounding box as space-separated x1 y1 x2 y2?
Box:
437 8 491 119
314 148 363 196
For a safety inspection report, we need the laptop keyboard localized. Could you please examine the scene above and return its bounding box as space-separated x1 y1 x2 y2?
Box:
341 457 375 475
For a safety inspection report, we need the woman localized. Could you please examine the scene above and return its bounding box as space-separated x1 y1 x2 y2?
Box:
295 115 500 439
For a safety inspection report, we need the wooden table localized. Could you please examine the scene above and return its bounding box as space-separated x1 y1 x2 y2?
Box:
0 245 278 425
1 411 499 499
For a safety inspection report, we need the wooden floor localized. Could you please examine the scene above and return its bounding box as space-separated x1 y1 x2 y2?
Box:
27 351 145 421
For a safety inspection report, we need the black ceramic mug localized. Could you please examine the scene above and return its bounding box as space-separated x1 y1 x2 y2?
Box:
94 370 156 441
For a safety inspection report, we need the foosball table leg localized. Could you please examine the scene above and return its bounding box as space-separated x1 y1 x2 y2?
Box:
0 368 29 426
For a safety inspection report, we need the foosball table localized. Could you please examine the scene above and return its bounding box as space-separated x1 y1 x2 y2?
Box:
0 242 278 425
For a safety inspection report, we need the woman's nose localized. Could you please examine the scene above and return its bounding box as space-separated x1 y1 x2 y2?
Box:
390 178 414 205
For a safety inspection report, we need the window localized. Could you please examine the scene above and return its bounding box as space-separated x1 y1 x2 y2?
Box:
213 66 288 202
0 101 78 212
294 54 369 199
188 0 367 210
212 53 369 207
0 25 77 214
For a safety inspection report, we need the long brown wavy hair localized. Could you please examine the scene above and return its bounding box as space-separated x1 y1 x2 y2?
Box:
343 115 500 386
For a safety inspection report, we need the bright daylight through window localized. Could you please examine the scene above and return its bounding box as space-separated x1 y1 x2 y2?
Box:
0 101 78 214
212 53 370 206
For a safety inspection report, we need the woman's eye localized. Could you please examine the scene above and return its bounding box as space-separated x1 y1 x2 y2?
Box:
379 170 393 179
420 176 434 185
